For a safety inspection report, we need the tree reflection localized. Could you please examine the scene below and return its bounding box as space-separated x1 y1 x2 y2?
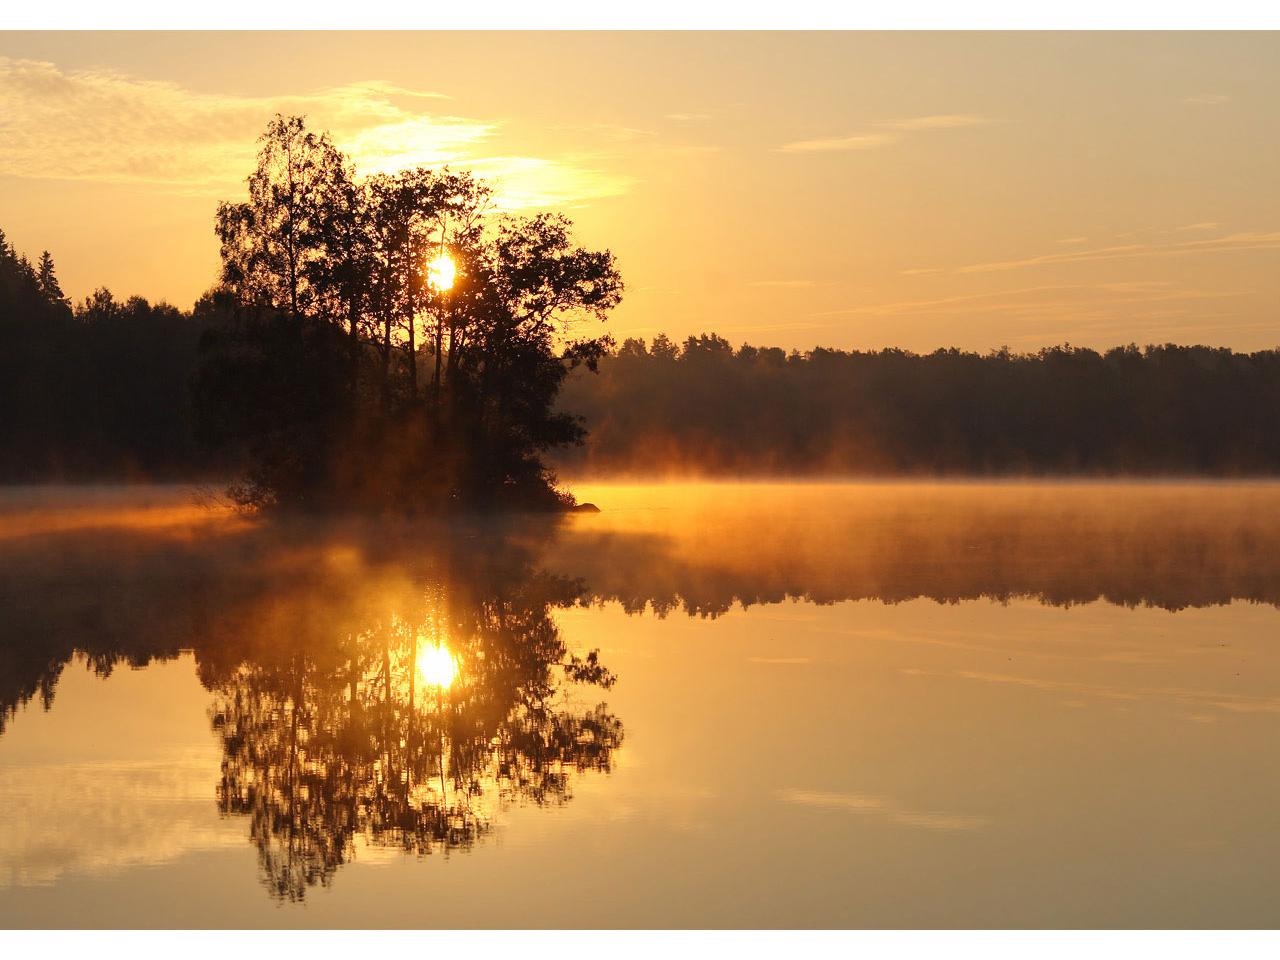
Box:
206 566 621 901
8 485 1280 898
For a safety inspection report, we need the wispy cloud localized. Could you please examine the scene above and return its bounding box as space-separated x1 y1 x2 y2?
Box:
747 279 816 288
667 112 710 122
661 144 721 157
455 155 631 210
883 113 992 131
1184 93 1231 105
779 132 900 154
0 56 633 209
898 228 1280 280
715 319 834 334
779 788 987 831
813 281 1250 333
779 113 994 154
951 231 1280 275
552 122 657 142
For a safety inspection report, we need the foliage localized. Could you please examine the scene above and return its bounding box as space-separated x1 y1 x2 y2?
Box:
559 334 1280 475
7 196 1280 485
0 517 622 898
201 115 624 512
0 231 210 480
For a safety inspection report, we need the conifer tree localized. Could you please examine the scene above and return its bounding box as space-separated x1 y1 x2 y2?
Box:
36 251 68 307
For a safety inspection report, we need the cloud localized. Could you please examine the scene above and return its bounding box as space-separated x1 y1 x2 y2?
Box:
951 231 1280 275
667 112 710 122
552 122 657 142
1184 94 1230 105
661 144 721 157
779 113 993 154
338 116 501 172
715 319 833 334
813 281 1251 334
747 279 816 288
0 56 632 209
898 228 1280 279
457 156 634 211
779 132 900 154
882 113 993 131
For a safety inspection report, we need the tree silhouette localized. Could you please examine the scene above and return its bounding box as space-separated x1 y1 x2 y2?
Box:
557 335 1280 476
208 562 621 901
8 206 1280 484
196 114 623 513
8 484 1280 738
36 251 67 308
0 517 624 898
6 488 1280 899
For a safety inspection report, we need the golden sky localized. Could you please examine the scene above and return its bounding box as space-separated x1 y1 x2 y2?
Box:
1 31 1277 351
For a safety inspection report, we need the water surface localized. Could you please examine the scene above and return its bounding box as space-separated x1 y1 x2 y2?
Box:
2 481 1278 927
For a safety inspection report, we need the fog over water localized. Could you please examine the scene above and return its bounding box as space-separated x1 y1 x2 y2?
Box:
2 481 1279 927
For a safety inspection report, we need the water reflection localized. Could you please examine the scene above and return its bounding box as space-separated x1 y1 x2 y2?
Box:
6 482 1280 733
4 482 1280 908
0 512 622 900
205 569 621 900
553 481 1280 614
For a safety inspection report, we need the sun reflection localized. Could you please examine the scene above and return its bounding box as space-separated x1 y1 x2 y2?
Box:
426 251 457 292
416 642 458 690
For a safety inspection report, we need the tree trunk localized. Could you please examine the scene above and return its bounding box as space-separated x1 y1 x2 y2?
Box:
380 310 392 408
432 317 443 402
406 303 418 400
348 295 360 395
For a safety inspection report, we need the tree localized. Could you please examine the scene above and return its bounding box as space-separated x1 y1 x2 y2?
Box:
215 115 354 328
198 115 623 513
207 557 621 901
36 251 67 308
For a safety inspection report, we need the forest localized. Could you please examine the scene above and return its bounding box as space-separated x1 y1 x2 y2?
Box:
557 334 1280 475
4 155 1280 492
2 115 623 511
0 234 211 481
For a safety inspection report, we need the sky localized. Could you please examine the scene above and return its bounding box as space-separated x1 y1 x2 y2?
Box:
0 31 1277 352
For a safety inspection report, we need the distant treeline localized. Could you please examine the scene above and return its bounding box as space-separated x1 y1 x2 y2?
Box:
0 229 212 481
6 228 1280 481
558 334 1280 475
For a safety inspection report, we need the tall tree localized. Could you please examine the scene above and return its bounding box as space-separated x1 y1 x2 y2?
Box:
215 115 352 330
198 115 623 512
36 251 67 307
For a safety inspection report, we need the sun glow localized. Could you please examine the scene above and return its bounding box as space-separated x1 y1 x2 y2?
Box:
416 643 458 690
426 251 457 292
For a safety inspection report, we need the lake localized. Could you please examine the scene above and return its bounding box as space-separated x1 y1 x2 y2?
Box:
2 481 1279 928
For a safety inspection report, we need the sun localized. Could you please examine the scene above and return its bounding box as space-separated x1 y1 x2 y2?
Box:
426 251 457 292
416 643 458 690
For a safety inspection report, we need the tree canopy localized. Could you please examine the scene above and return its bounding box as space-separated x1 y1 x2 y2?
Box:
0 514 622 899
558 334 1280 476
199 115 624 512
6 179 1280 486
0 232 209 480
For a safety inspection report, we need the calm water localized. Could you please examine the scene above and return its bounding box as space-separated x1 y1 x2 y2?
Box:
2 481 1279 928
